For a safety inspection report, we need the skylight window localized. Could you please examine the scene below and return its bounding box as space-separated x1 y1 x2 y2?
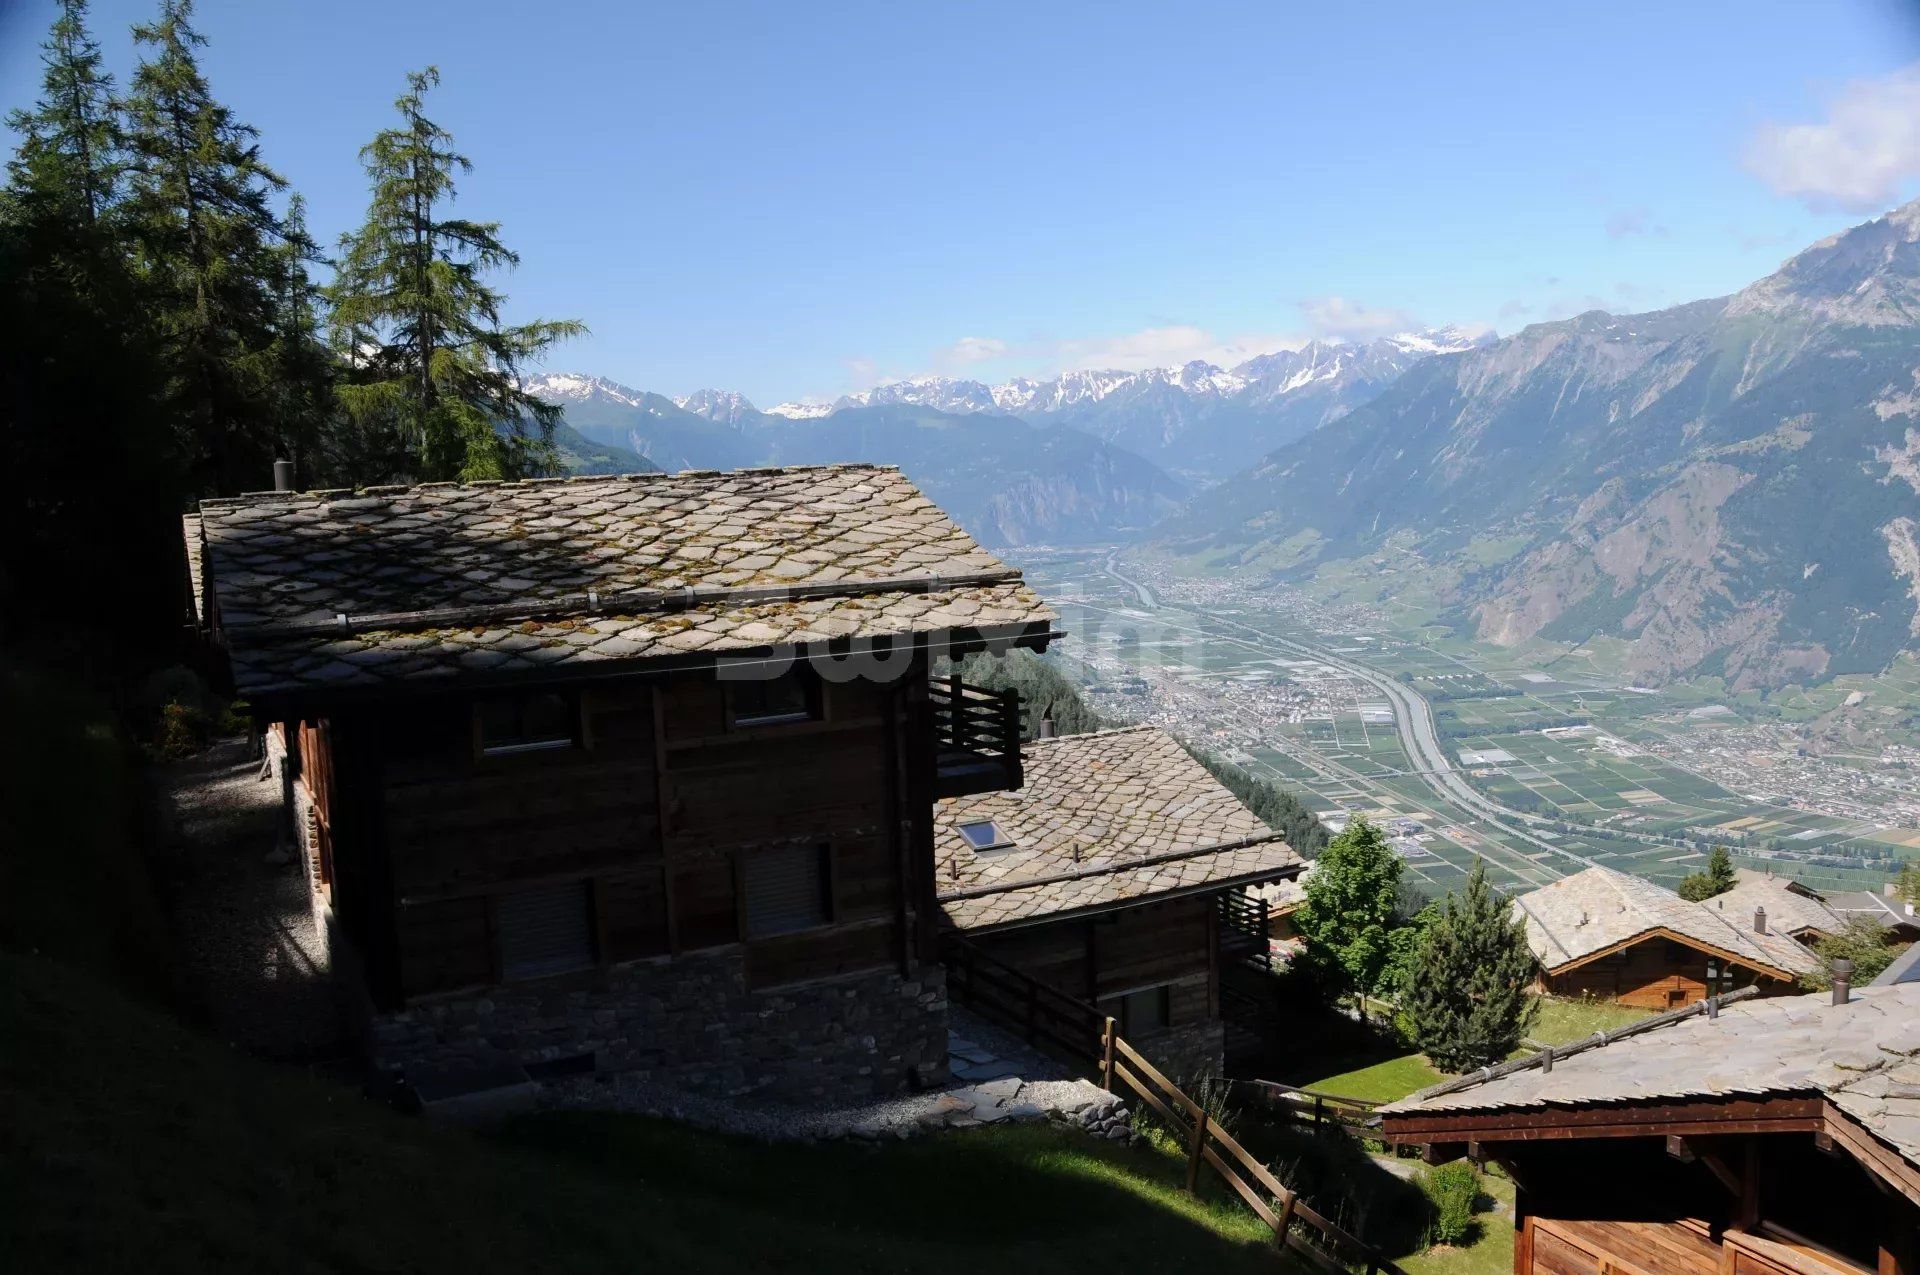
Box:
958 819 1014 853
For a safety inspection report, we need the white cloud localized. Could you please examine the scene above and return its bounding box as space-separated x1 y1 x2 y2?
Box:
944 335 1007 365
1048 325 1306 373
1604 208 1666 239
1746 63 1920 213
1298 295 1417 341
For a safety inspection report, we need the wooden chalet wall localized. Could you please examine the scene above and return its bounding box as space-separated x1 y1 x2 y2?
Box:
969 895 1218 1026
1542 936 1782 1010
302 662 925 1010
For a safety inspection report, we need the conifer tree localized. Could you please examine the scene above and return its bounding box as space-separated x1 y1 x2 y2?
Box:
1401 858 1539 1071
1 0 176 657
1295 817 1404 999
124 0 320 495
1677 845 1737 901
329 67 583 482
4 0 121 228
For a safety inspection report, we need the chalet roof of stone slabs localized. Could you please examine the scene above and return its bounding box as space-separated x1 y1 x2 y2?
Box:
1513 864 1819 981
1379 983 1920 1173
934 725 1304 931
1708 873 1844 940
185 464 1055 696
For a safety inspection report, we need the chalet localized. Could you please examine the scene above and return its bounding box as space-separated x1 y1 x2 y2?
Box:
1825 885 1920 943
184 463 1057 1102
933 725 1303 1080
1712 870 1845 943
1380 981 1920 1275
1514 866 1817 1009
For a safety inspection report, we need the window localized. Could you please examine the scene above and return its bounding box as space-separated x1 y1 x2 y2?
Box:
477 691 577 756
1118 985 1172 1035
957 819 1015 853
495 882 595 981
727 668 819 728
743 844 832 938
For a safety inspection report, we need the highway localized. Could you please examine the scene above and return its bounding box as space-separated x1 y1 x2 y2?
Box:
1096 554 1598 878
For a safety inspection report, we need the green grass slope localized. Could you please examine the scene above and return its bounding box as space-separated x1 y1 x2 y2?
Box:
1 951 1290 1274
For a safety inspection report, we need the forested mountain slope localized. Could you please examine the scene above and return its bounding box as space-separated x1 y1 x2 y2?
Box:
1156 201 1920 690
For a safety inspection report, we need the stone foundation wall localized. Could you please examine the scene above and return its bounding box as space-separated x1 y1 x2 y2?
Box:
370 952 950 1104
1132 1018 1225 1086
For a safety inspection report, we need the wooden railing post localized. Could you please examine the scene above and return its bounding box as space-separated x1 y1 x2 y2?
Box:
1274 1191 1296 1250
1100 1017 1117 1093
1186 1104 1209 1196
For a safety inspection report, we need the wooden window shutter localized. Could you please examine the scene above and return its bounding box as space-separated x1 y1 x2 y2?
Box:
743 845 831 939
496 882 594 981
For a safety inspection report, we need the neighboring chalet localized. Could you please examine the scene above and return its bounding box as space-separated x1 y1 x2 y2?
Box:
933 725 1304 1079
1515 866 1818 1009
1712 870 1846 943
184 464 1056 1102
1381 982 1920 1275
1826 884 1920 943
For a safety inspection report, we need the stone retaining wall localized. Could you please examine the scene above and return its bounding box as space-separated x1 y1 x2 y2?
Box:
370 952 950 1104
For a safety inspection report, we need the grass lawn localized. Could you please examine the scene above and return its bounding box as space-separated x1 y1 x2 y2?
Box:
1526 996 1656 1046
1300 1052 1446 1104
2 950 1299 1274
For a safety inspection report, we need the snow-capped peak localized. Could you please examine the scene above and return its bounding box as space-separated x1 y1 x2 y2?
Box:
676 388 759 424
766 400 835 420
521 372 648 407
1383 324 1495 356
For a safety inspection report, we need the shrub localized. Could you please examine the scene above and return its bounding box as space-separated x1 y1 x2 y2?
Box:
153 700 209 759
1418 1161 1479 1246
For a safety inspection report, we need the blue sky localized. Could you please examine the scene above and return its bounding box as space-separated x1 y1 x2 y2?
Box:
6 0 1920 404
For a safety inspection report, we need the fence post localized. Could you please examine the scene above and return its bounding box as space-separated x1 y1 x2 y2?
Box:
1100 1017 1117 1093
1273 1191 1296 1250
1185 1104 1209 1196
1314 1093 1324 1129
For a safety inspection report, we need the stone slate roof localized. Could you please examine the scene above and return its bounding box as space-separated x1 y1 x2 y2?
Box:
1708 873 1843 939
182 513 206 625
1872 943 1920 987
934 725 1303 931
1827 889 1920 935
1381 983 1920 1172
1513 865 1818 980
186 465 1053 696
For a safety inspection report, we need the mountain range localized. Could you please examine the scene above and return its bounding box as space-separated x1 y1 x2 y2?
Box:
519 373 1183 545
762 326 1491 480
1155 199 1920 690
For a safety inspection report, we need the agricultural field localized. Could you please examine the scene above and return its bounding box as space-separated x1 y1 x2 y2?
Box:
1015 548 1917 901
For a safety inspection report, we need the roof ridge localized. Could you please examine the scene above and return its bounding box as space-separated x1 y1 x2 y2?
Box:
1022 723 1160 746
198 462 901 510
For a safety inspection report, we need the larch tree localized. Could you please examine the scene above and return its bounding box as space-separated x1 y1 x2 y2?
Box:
124 0 323 496
1401 858 1539 1072
328 66 583 483
1 0 178 659
1294 817 1404 1001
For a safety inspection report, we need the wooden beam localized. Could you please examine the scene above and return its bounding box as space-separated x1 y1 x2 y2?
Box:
1824 1104 1920 1210
1384 1095 1824 1144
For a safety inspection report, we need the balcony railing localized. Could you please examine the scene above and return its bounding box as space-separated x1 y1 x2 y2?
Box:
930 673 1023 798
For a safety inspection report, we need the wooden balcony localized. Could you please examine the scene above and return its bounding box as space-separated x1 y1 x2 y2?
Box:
930 674 1023 799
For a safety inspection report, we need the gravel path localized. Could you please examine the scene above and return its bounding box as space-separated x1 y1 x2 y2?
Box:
545 1006 1128 1143
159 738 346 1062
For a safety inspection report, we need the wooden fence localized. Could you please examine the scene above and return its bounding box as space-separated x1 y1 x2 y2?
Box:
1099 1019 1409 1275
943 934 1106 1062
1218 1078 1382 1136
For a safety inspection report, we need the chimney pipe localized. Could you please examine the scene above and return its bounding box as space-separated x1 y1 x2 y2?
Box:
273 459 295 492
1753 906 1767 935
1037 714 1056 739
1832 959 1853 1006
